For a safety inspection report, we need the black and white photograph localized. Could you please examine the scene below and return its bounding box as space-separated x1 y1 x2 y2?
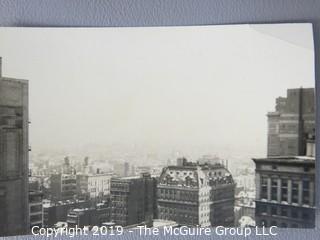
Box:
0 23 316 237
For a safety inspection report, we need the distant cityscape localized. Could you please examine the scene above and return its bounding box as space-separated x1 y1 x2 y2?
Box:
0 57 316 236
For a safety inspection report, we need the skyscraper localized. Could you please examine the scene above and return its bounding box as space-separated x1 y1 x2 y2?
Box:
254 87 316 228
267 88 315 157
110 173 157 226
0 57 30 236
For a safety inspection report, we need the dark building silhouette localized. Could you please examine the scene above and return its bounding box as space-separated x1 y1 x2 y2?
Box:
110 173 157 226
0 57 29 236
157 158 235 227
267 88 315 157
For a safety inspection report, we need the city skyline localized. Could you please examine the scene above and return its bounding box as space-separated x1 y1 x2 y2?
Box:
0 24 316 236
0 24 314 164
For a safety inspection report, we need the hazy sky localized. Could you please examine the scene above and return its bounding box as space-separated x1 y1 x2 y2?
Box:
0 24 315 159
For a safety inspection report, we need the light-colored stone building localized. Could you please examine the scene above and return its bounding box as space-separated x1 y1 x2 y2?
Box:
157 158 235 227
77 172 113 199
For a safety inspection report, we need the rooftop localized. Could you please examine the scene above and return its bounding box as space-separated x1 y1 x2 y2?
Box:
252 156 315 164
159 159 234 188
152 219 178 228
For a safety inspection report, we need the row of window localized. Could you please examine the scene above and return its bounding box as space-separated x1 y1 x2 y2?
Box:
159 207 197 215
258 219 309 228
257 204 312 220
62 186 76 191
159 203 196 211
30 205 42 213
112 209 129 215
260 177 311 205
159 213 198 224
62 179 76 184
158 192 198 202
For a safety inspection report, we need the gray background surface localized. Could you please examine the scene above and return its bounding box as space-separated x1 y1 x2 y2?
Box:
0 0 319 239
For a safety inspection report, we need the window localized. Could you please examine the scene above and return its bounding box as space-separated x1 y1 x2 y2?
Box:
30 214 42 222
30 205 42 213
270 221 277 227
272 165 277 170
280 179 288 202
261 177 268 199
292 180 299 204
259 204 267 215
271 178 278 201
302 211 309 220
280 223 287 228
271 206 277 215
281 208 288 217
302 180 310 205
292 209 299 218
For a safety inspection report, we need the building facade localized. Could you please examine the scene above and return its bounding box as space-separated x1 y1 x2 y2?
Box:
254 87 316 228
77 172 113 199
43 200 91 227
253 156 315 228
157 158 235 227
50 173 77 201
66 201 110 228
29 179 43 230
67 208 96 228
0 58 30 236
267 88 315 157
110 173 157 226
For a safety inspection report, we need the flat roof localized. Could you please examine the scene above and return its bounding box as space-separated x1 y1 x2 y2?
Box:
252 156 315 164
0 77 28 84
113 175 142 180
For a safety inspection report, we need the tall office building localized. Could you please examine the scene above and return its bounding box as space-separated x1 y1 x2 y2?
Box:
254 88 316 228
0 57 30 236
267 88 315 157
50 173 77 202
157 158 235 227
110 173 157 227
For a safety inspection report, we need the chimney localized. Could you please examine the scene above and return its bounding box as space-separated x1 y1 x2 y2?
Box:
306 132 315 157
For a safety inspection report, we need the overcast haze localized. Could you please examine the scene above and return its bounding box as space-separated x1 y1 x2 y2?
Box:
0 24 315 162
